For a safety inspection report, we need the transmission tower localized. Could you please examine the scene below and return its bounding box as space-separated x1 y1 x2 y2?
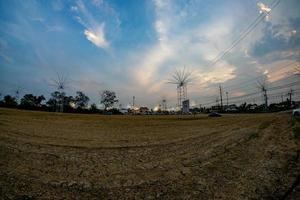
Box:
162 99 167 111
167 67 193 109
257 78 268 111
50 73 68 112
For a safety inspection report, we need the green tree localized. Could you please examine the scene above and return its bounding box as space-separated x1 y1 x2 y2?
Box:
100 90 118 111
20 94 45 108
75 91 89 109
3 95 18 107
89 103 98 113
46 91 65 111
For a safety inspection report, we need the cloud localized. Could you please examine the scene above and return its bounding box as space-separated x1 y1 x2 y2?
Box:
51 0 64 11
131 0 237 99
72 0 117 49
84 24 109 48
257 2 271 14
251 20 300 62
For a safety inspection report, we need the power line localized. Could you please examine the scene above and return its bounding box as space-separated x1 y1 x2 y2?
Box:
223 60 299 91
207 0 282 68
200 80 300 106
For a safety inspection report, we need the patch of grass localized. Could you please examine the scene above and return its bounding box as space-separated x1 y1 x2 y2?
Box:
293 127 300 139
248 132 259 140
259 121 272 130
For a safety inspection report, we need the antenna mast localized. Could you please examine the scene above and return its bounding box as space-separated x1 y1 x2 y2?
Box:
167 67 193 110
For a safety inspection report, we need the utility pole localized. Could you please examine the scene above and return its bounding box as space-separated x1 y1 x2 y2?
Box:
287 89 293 107
162 99 167 111
226 91 229 107
258 80 268 111
15 87 21 104
281 94 284 103
219 85 223 110
263 88 268 111
132 96 135 107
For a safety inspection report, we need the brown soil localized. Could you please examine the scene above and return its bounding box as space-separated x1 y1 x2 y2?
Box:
0 108 299 199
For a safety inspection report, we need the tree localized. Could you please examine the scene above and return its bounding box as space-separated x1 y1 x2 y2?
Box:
63 95 75 111
89 103 98 113
20 94 45 109
47 91 65 111
100 90 118 110
2 95 18 107
238 102 247 112
75 91 89 109
46 92 75 112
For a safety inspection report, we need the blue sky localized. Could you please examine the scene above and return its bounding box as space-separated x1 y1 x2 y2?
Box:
0 0 300 108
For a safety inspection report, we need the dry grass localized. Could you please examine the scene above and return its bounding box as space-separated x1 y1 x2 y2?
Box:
0 108 300 199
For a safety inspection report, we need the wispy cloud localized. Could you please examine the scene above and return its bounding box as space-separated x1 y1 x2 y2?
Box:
257 2 271 13
84 24 109 48
72 0 111 49
131 0 237 98
257 2 271 21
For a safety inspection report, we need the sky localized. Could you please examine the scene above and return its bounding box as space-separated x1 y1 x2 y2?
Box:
0 0 300 109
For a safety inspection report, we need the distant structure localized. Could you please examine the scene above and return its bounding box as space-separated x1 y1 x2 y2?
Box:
182 99 190 113
15 87 21 104
167 67 193 109
162 99 167 111
50 73 68 112
257 77 268 111
132 96 135 107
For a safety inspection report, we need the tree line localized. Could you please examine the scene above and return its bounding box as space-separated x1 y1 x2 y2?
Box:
0 90 120 114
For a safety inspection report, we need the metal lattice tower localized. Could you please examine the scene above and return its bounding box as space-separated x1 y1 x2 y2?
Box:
177 85 187 108
50 73 68 112
162 99 167 111
257 77 268 111
167 67 193 109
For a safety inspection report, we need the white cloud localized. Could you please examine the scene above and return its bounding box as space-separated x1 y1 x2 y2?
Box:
70 6 78 11
84 24 109 48
257 2 271 14
257 2 271 21
72 0 113 49
129 0 238 104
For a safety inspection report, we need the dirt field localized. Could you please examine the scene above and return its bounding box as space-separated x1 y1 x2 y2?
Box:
0 108 300 199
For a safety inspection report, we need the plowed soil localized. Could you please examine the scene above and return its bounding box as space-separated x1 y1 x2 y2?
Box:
0 108 299 199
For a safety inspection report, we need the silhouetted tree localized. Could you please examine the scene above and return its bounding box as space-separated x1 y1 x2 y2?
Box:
20 94 45 109
75 91 89 109
100 90 118 111
47 91 65 111
63 95 75 111
90 103 98 113
238 102 247 112
2 95 18 107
